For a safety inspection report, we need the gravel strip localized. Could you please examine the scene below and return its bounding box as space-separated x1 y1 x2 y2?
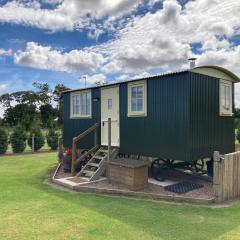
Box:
53 164 214 200
82 171 214 200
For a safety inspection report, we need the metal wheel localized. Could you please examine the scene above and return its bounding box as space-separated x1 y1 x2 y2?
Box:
192 158 205 173
151 159 169 181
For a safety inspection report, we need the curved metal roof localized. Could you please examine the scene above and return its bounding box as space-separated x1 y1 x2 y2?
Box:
192 65 240 82
62 65 240 94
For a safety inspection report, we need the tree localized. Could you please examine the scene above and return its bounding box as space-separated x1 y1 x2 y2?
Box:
28 125 45 152
4 104 37 130
0 128 8 154
53 84 70 101
0 117 4 127
46 122 60 150
234 108 240 118
33 82 51 104
237 124 240 143
10 125 27 153
0 82 71 129
11 91 39 105
0 93 13 108
53 84 71 126
40 104 57 128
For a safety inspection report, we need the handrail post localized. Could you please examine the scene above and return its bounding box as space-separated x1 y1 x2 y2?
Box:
94 127 97 147
108 118 111 162
58 138 64 162
32 134 35 153
70 123 100 176
213 151 222 203
71 140 76 176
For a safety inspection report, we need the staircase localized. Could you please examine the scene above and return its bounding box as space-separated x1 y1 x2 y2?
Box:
77 146 118 181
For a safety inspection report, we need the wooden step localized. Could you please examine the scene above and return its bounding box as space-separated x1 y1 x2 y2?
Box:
77 146 119 181
80 170 95 177
94 155 105 160
87 163 100 167
99 149 108 153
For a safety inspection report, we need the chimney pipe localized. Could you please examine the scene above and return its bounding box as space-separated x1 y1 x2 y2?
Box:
188 58 197 69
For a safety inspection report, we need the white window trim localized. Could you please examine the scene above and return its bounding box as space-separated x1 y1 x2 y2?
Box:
70 90 92 119
128 80 147 117
219 79 233 116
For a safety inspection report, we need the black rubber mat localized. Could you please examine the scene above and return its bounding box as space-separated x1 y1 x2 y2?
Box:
164 181 204 194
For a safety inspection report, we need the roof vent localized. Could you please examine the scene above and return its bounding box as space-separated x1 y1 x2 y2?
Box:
188 58 197 69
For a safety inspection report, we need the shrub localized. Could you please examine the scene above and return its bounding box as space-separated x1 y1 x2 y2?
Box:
10 125 27 153
46 128 59 150
28 127 45 152
236 125 240 143
0 128 8 154
235 118 240 130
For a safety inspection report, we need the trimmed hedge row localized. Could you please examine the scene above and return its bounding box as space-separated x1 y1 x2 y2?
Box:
0 126 60 154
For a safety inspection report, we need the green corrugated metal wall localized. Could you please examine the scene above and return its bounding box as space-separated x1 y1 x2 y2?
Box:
189 72 235 161
63 88 101 149
119 73 190 161
62 71 235 162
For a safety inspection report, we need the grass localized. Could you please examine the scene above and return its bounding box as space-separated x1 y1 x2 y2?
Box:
1 153 240 240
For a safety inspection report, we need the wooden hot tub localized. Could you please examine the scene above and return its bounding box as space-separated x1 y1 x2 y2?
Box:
108 158 148 190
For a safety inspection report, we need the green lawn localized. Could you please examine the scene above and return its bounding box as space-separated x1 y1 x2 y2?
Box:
1 153 240 240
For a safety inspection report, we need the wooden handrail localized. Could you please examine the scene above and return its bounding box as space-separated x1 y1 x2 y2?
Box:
73 123 99 142
71 123 99 176
75 145 99 165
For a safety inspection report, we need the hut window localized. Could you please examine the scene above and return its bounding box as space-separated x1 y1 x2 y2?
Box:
220 80 232 116
70 90 92 118
128 81 147 117
108 99 112 110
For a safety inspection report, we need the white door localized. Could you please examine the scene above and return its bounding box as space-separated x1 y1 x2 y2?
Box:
101 86 120 147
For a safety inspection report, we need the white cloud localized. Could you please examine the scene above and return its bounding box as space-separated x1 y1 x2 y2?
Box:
9 0 240 79
148 0 162 7
83 73 107 85
115 71 151 82
0 1 74 32
0 84 8 92
41 0 63 4
115 74 130 82
62 0 141 18
0 48 12 56
14 42 105 73
0 84 8 118
10 0 240 80
201 37 230 51
89 0 240 75
196 45 240 75
0 0 142 32
102 61 121 74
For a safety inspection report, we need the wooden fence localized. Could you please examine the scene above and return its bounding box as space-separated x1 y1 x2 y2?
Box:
213 151 240 203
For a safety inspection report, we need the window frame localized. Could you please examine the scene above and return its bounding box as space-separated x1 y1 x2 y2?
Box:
128 80 147 117
70 90 92 119
219 79 233 116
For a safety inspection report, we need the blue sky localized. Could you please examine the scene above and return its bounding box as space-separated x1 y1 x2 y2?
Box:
0 0 240 106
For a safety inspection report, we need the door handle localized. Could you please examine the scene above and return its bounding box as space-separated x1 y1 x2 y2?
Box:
102 122 104 126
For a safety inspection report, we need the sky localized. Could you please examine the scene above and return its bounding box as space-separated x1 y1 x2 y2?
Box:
0 0 240 113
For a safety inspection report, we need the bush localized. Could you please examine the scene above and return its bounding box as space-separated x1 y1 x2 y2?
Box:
28 127 45 152
10 125 27 153
0 128 8 154
237 125 240 143
46 128 59 150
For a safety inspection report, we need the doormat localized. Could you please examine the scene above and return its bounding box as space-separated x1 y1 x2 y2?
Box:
164 181 203 194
